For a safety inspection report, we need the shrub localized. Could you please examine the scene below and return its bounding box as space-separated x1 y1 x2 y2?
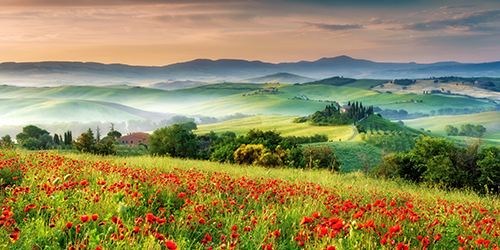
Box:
73 133 95 153
302 144 340 172
148 124 200 159
374 136 500 193
0 135 14 149
234 144 267 165
477 146 500 192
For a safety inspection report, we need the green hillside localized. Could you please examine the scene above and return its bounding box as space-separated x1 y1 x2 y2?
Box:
307 141 383 173
0 98 145 125
0 81 496 123
355 92 494 114
196 115 353 141
402 111 500 145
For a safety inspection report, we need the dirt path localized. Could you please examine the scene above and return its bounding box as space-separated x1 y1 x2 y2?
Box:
348 124 358 141
348 117 366 141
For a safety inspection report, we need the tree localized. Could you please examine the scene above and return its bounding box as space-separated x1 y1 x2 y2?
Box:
148 124 200 158
64 131 73 145
53 133 60 145
73 132 116 155
96 126 101 142
302 145 340 172
444 125 459 136
0 135 13 149
179 121 197 132
73 133 95 153
87 128 95 142
38 134 54 149
107 130 122 141
220 131 236 140
171 116 195 124
472 125 486 137
16 125 49 143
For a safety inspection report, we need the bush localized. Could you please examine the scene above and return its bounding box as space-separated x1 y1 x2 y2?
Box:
233 144 267 165
477 146 500 192
73 133 94 153
148 124 200 159
302 144 340 172
0 135 14 149
374 136 500 193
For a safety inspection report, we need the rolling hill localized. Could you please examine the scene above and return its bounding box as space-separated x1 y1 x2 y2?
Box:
402 112 500 145
0 98 149 125
240 72 316 84
196 115 353 142
0 81 496 124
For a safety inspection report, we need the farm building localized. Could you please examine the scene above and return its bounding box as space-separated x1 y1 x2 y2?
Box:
340 105 352 114
119 132 150 146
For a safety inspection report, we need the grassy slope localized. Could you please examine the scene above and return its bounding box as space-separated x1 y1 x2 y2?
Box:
196 115 353 141
402 111 500 145
359 114 431 136
4 149 498 249
1 82 493 119
306 141 383 173
355 92 494 113
196 115 386 173
54 150 494 208
0 98 144 125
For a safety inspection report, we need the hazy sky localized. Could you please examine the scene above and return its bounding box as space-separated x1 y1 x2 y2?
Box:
1 0 500 65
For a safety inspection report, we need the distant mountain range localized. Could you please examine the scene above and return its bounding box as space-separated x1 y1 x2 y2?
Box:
0 55 499 87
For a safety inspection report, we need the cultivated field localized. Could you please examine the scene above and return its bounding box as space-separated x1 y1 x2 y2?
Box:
371 80 500 101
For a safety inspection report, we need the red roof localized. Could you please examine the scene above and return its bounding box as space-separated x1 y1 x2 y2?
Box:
119 132 150 146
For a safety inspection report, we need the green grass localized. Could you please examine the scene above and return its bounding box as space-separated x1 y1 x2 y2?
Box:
359 115 430 136
0 98 143 125
0 83 495 119
306 141 383 173
355 92 495 114
2 149 499 249
196 115 354 141
0 82 496 131
402 111 500 146
342 79 387 89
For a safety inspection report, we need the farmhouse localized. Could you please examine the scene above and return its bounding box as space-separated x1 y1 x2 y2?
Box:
340 105 352 114
119 132 150 146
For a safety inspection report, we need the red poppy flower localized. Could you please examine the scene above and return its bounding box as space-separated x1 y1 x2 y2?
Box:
66 222 73 229
165 240 178 250
300 217 314 225
312 212 322 218
91 214 99 221
80 215 90 223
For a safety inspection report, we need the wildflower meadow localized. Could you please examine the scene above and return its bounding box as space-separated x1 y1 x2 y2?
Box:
0 150 499 249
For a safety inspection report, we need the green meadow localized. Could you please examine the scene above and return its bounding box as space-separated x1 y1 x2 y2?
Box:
196 115 354 142
305 141 383 173
1 81 494 119
402 111 500 145
0 98 144 125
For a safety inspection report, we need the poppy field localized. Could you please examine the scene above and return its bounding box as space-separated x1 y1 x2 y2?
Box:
0 150 499 249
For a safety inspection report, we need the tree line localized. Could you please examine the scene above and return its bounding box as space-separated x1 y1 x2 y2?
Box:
148 125 338 171
444 124 486 137
374 136 500 194
295 101 374 126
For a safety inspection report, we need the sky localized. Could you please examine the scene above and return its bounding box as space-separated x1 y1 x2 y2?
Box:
1 0 500 65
